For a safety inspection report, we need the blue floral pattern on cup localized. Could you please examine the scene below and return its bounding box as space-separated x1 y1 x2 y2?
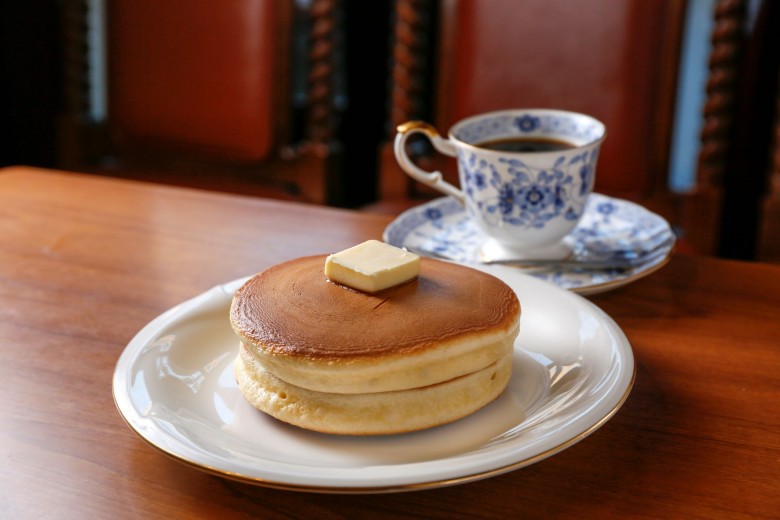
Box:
514 115 540 132
458 148 599 230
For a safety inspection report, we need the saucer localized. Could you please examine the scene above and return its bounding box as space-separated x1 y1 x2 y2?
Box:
383 193 675 295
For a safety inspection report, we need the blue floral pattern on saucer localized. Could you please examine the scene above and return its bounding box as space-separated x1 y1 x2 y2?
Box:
383 193 675 295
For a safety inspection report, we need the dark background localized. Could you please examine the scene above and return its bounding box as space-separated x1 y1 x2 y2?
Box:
0 1 62 169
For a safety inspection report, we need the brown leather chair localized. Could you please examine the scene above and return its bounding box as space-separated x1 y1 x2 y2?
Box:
58 0 348 205
378 0 724 254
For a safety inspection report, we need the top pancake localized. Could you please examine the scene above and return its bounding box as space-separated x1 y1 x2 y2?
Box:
230 255 520 361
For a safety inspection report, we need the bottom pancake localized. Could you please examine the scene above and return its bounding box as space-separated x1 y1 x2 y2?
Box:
235 346 513 436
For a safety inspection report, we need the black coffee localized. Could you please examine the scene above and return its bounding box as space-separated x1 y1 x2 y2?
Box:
476 136 576 153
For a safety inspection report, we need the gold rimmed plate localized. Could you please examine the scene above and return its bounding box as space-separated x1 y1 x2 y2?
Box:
113 270 634 493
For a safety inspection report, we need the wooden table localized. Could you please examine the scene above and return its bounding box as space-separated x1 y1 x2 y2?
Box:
1 166 778 519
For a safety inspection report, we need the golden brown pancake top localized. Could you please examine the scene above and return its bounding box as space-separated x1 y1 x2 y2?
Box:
230 255 520 360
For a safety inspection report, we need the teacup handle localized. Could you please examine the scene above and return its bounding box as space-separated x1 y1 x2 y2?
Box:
394 121 466 205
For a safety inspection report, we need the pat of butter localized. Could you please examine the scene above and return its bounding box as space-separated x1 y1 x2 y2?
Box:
324 240 420 293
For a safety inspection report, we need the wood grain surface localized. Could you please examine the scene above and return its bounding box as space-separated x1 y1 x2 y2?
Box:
1 167 777 519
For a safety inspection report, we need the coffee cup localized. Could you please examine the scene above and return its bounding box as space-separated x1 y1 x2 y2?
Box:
394 109 606 260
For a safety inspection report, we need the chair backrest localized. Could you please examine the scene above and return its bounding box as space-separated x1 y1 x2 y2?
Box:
381 0 715 248
108 0 282 163
439 0 684 200
58 0 346 205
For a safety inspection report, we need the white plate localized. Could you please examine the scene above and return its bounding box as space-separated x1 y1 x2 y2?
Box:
113 271 634 493
383 193 675 295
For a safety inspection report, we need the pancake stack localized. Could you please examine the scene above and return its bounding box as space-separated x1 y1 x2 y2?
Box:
230 253 520 435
